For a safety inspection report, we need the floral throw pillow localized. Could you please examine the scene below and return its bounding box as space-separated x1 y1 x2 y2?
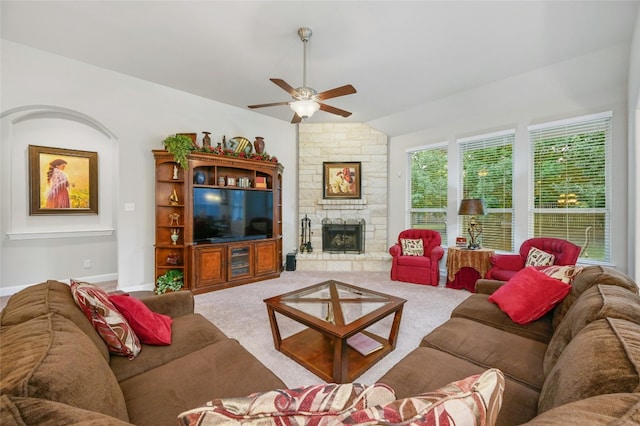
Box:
70 279 141 359
400 238 424 256
340 368 505 426
177 382 396 425
539 265 583 283
525 247 555 267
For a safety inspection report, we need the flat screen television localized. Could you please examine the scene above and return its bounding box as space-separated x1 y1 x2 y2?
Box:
193 187 273 243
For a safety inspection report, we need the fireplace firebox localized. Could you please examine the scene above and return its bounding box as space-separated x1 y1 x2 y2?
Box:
321 218 365 253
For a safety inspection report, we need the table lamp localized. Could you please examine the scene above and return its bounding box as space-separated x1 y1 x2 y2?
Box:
458 198 487 250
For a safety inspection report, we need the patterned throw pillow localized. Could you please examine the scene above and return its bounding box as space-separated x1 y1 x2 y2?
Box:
400 238 424 256
70 280 141 359
340 369 505 426
525 247 555 267
539 265 583 283
177 382 396 425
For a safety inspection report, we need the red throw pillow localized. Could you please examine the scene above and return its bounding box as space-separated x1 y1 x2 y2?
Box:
109 295 173 345
488 266 571 324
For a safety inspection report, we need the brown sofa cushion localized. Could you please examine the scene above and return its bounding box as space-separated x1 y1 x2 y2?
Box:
552 265 638 329
522 392 640 425
0 280 109 362
544 284 640 375
378 347 539 426
451 293 554 343
0 314 129 421
421 317 546 391
110 312 229 382
538 318 640 413
0 394 132 426
119 339 286 426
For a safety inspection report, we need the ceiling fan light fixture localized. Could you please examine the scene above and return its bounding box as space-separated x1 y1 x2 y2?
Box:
290 99 320 118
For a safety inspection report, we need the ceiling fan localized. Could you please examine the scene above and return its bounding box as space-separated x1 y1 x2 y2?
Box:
248 27 357 124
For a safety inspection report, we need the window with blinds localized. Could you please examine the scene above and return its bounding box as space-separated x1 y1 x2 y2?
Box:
528 111 611 262
458 130 514 251
407 145 448 244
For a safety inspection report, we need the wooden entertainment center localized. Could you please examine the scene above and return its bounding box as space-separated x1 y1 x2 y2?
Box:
153 150 283 294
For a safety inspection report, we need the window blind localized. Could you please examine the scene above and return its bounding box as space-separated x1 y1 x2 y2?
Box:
458 130 514 251
407 145 448 243
528 111 611 262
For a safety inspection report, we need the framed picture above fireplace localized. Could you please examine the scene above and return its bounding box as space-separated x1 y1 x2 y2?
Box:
323 162 361 199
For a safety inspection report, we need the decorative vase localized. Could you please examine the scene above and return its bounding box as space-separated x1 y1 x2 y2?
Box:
202 132 211 149
253 137 265 154
170 229 180 245
194 171 206 185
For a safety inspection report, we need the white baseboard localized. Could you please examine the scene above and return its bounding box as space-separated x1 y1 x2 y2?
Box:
0 273 119 297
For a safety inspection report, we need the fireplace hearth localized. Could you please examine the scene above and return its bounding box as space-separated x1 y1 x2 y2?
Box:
322 218 365 253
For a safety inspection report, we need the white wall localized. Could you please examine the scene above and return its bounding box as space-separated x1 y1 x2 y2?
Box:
385 43 631 274
629 10 640 282
0 40 297 293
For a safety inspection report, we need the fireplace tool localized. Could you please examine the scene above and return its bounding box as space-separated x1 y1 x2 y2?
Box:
300 214 313 253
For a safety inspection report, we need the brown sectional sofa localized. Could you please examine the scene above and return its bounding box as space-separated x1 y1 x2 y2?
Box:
2 266 640 425
379 265 640 425
0 280 285 425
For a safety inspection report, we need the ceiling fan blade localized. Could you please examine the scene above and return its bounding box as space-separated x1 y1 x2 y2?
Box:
319 103 352 118
291 113 302 124
248 101 290 109
317 84 357 101
270 78 299 97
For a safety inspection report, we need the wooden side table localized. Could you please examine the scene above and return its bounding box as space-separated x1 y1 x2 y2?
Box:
446 247 495 292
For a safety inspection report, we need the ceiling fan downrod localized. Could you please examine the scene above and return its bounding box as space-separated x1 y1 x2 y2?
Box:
298 27 311 88
296 27 317 101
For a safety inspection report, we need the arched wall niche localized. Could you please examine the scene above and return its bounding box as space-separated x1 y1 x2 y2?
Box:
1 105 119 289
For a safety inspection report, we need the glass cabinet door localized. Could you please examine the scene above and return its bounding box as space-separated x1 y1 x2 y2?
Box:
229 245 252 279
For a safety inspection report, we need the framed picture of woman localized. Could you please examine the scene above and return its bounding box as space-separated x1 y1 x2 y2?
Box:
323 162 361 199
29 145 98 215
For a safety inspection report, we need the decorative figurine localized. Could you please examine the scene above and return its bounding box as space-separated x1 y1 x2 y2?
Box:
169 212 180 226
202 131 211 149
172 165 179 180
169 188 179 205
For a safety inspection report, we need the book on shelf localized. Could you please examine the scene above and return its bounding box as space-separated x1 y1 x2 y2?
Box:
347 332 384 356
255 176 267 188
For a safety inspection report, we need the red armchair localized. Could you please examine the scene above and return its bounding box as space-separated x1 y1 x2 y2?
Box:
486 237 581 281
389 229 444 286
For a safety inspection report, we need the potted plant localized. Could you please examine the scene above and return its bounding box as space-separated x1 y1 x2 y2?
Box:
162 134 195 169
155 269 184 295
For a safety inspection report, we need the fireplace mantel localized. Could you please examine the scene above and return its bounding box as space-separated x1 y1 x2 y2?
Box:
317 198 368 210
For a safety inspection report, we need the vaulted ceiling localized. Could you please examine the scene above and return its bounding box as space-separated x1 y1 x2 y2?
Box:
2 1 638 136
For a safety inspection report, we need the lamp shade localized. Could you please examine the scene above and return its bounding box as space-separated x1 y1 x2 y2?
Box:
289 100 320 118
458 198 487 216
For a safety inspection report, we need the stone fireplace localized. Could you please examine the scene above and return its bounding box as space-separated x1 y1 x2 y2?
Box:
322 218 365 253
295 123 391 271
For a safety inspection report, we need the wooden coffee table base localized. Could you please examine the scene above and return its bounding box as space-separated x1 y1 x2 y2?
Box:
264 280 405 384
277 327 397 383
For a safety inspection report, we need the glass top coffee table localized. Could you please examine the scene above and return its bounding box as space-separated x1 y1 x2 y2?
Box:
264 280 406 383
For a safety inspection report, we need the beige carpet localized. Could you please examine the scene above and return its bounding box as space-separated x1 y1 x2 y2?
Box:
193 270 471 388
